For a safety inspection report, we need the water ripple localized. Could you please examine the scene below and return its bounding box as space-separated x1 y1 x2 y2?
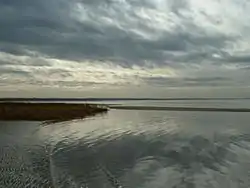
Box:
1 110 250 187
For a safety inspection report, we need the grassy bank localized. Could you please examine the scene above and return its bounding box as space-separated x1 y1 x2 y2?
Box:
0 102 108 121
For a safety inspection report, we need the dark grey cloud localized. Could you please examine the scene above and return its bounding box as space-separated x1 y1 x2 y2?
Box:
222 54 250 63
0 0 234 66
0 0 75 56
144 76 234 87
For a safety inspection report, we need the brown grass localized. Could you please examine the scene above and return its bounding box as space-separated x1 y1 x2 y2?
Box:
0 102 108 121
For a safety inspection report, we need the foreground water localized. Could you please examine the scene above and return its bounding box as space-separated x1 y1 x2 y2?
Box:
1 100 250 187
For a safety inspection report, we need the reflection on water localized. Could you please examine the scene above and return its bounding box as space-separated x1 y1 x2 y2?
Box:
1 109 250 187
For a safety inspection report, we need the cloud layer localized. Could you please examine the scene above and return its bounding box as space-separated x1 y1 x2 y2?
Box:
1 0 250 95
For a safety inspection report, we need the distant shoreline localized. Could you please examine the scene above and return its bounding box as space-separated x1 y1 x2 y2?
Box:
0 97 250 102
110 105 250 112
0 102 108 121
1 101 250 122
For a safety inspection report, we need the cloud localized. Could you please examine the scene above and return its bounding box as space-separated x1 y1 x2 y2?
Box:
1 51 250 91
0 0 239 63
0 52 178 89
1 0 250 95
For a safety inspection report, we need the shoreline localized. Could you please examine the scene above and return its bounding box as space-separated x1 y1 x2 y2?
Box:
0 102 108 121
110 105 250 112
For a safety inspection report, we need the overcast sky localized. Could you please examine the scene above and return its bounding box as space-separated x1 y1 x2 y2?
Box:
1 0 250 97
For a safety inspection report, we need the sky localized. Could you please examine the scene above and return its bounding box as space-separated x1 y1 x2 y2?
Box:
1 0 250 98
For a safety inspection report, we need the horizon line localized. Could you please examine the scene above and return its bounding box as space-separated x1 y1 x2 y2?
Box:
0 97 250 101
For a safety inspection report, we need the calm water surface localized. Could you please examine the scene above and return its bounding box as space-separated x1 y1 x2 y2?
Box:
1 100 250 187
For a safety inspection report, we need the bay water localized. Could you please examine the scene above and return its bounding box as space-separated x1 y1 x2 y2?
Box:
1 100 250 187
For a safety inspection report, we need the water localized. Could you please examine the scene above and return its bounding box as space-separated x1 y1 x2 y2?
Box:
1 100 250 187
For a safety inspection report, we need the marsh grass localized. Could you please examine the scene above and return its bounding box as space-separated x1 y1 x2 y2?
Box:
0 102 108 121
